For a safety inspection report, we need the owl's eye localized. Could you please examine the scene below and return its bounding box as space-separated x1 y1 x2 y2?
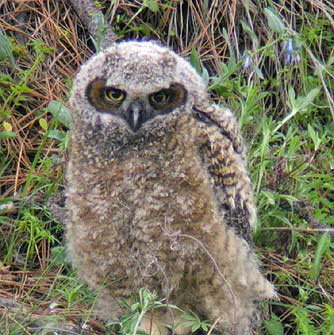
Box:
149 90 170 105
105 87 126 102
148 84 187 111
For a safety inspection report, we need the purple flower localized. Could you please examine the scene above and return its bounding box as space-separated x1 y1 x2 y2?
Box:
242 52 251 70
282 38 301 65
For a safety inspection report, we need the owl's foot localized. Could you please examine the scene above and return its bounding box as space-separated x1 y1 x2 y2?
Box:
140 315 169 335
140 311 192 335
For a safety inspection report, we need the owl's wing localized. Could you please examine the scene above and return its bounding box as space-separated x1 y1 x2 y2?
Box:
192 102 256 241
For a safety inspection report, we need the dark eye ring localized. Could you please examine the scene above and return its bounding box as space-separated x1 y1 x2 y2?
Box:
150 90 170 105
105 87 125 102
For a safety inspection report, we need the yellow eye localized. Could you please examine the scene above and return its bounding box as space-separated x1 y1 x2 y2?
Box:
150 90 169 105
105 87 125 102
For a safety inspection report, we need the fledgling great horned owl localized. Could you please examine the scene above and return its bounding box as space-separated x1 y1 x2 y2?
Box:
66 41 276 335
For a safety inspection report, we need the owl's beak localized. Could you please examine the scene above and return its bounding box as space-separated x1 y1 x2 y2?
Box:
125 101 145 132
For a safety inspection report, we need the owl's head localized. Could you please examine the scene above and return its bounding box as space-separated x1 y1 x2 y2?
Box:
70 41 208 133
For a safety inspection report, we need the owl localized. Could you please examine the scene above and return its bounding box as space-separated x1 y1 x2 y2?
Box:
66 41 276 335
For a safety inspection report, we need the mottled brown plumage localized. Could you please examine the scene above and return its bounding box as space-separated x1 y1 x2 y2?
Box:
66 41 276 335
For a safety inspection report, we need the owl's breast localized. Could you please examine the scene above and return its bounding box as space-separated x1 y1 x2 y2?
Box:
99 126 217 233
66 116 219 286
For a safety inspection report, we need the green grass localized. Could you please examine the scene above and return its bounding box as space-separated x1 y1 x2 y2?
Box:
1 1 334 334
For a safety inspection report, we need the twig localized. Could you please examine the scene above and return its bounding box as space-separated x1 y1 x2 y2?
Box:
68 0 117 49
207 316 222 335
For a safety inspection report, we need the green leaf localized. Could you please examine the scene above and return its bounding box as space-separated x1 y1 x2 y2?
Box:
288 86 296 104
0 28 15 66
130 303 139 311
3 121 12 132
191 324 200 332
294 87 320 112
240 20 259 48
264 8 286 34
182 314 197 321
253 64 264 79
92 13 106 52
201 323 209 331
47 100 73 129
190 48 202 74
261 191 276 205
143 0 159 13
48 129 66 141
201 67 209 85
274 87 320 134
222 27 236 64
264 316 284 335
50 246 67 266
307 124 321 151
39 118 48 131
311 233 330 281
0 131 16 138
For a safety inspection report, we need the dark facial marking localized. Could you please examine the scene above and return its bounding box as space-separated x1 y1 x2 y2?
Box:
148 83 187 113
86 80 187 132
86 78 126 112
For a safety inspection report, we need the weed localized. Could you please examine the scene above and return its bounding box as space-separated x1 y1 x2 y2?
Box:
116 289 172 335
178 311 211 333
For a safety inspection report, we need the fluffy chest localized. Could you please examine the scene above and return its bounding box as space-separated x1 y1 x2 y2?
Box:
85 133 213 226
67 118 218 241
66 118 220 283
